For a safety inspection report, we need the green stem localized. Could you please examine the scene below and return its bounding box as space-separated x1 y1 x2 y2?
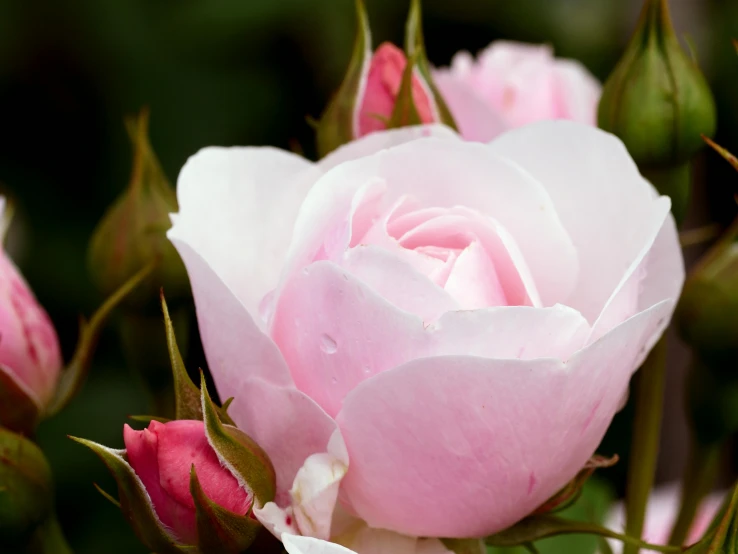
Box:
27 514 73 554
668 440 722 546
623 336 668 554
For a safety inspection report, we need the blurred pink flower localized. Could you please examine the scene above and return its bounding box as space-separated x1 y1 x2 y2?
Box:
0 198 61 408
168 120 682 540
124 419 252 544
606 484 724 552
434 41 601 141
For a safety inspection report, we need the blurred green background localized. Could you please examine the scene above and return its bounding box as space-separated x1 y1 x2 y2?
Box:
2 0 738 551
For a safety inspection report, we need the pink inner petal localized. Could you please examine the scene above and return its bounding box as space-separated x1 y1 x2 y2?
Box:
444 241 508 309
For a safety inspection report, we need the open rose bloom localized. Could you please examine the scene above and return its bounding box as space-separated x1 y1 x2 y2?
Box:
168 120 683 547
434 41 602 142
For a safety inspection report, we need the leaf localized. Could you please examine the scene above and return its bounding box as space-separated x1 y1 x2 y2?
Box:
200 373 276 509
190 464 261 554
315 0 372 157
69 436 194 554
46 262 155 417
404 0 458 131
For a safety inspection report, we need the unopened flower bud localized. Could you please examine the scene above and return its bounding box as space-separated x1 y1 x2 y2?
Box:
315 0 455 157
0 198 61 433
0 428 54 548
598 0 716 223
88 109 189 310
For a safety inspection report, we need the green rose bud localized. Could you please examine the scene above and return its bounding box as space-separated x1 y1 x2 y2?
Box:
88 108 189 310
598 0 716 224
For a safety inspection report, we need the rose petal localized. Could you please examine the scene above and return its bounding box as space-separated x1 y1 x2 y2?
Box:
432 71 509 142
271 261 590 418
282 535 357 554
170 146 319 323
255 503 298 539
335 299 673 537
488 120 678 322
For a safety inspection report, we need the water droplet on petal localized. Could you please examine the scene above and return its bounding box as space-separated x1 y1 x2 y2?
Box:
331 376 338 385
320 334 338 354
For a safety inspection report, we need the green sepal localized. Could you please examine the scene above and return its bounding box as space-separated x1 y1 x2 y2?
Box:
533 454 618 515
0 196 14 245
441 538 485 554
128 414 172 424
189 465 261 554
200 373 276 509
0 366 40 435
69 436 196 554
684 481 738 553
161 292 234 425
315 0 372 158
485 514 680 553
387 53 423 129
45 262 154 417
404 0 458 131
704 136 738 173
93 483 121 508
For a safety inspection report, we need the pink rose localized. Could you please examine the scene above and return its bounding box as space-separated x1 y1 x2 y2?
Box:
357 42 437 138
123 419 252 544
0 198 61 409
606 484 724 552
434 41 602 141
168 121 682 540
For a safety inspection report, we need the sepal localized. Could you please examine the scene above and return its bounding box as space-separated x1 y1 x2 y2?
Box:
315 0 372 157
441 538 486 554
200 373 277 509
684 482 738 553
403 0 457 131
69 436 196 554
387 53 423 129
0 366 41 434
189 465 262 554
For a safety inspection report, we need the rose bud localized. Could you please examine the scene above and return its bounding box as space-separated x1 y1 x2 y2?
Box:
88 108 189 311
0 427 54 549
315 0 455 157
433 41 601 142
74 381 276 553
0 198 62 433
598 0 716 224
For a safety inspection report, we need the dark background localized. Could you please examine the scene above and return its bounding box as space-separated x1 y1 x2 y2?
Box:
2 0 738 551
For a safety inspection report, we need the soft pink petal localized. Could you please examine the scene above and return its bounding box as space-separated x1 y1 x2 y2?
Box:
432 71 508 142
170 146 319 324
489 121 682 322
271 261 590 418
284 138 576 309
255 503 298 539
226 378 337 505
443 241 507 309
335 300 673 537
291 436 349 540
553 60 602 125
282 535 357 554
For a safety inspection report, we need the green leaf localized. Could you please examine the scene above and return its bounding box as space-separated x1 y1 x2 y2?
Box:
69 436 194 554
46 262 155 417
315 0 372 157
190 464 261 554
200 373 276 509
404 0 458 131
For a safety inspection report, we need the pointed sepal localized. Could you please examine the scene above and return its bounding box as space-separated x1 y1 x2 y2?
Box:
162 292 234 424
441 538 486 554
534 454 619 515
0 366 41 435
200 373 276 509
684 481 738 553
387 53 423 129
45 262 154 417
703 136 738 173
315 0 372 157
404 0 458 131
189 465 262 554
69 436 195 554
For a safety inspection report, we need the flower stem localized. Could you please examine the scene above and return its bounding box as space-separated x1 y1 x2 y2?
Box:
27 514 74 554
668 439 721 546
623 335 668 554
